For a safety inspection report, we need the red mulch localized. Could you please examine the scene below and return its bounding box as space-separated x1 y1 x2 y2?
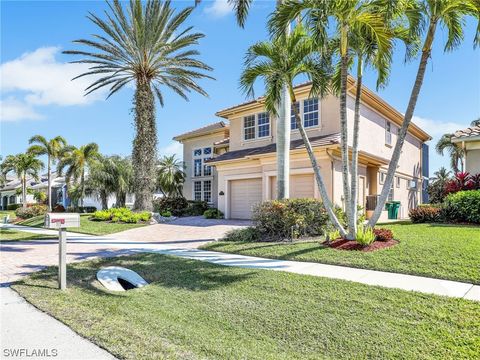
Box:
324 238 399 252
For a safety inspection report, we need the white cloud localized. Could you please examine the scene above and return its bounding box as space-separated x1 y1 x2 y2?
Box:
0 97 43 122
412 115 469 138
0 46 107 122
159 142 183 159
204 0 233 17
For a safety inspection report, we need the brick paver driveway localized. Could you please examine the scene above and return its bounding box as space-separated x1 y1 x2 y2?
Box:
0 217 249 285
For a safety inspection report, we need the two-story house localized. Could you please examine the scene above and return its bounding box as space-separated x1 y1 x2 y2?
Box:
173 78 431 220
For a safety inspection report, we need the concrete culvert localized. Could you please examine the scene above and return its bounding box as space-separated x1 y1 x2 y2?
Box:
97 266 148 292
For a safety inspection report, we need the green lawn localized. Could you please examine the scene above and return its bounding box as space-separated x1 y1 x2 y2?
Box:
202 223 480 284
17 214 146 236
12 254 480 359
0 228 56 242
0 210 16 220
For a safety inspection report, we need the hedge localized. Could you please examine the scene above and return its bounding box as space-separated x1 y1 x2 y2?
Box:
443 190 480 224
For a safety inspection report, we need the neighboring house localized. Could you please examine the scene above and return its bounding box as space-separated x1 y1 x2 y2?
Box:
178 78 431 220
0 172 138 210
451 125 480 174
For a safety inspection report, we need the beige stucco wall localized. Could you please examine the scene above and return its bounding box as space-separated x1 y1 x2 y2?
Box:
465 141 480 174
228 94 341 152
181 131 228 206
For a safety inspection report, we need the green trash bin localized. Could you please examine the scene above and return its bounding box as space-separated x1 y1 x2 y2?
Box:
385 202 393 219
391 201 401 219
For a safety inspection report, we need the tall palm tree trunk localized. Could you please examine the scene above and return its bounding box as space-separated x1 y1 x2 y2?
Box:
368 22 437 227
350 59 363 234
339 54 353 239
276 0 290 200
289 86 348 237
47 156 52 211
22 172 27 209
133 81 157 211
81 170 85 208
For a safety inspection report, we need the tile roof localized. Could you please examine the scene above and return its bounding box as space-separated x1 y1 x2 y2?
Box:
173 121 228 141
452 125 480 140
214 137 230 146
207 133 340 163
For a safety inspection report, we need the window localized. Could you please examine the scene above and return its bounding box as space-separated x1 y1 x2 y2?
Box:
291 101 300 129
203 180 212 203
388 183 394 202
379 172 386 185
409 180 417 190
385 121 392 145
303 98 319 127
244 115 255 140
396 176 401 188
203 147 212 155
194 159 202 177
257 112 270 137
193 149 202 156
194 181 202 201
203 158 212 176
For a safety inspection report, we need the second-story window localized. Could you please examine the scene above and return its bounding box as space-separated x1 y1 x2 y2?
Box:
304 98 319 127
385 121 392 145
257 112 270 138
193 147 213 177
194 159 202 177
291 101 300 130
244 115 255 140
203 158 212 176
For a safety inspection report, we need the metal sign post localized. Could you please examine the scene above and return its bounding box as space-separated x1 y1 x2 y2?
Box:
58 227 67 290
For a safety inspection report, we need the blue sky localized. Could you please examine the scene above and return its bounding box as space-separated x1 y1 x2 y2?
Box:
1 0 479 175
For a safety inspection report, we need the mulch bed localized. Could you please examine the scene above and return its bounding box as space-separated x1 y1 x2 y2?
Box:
324 238 399 252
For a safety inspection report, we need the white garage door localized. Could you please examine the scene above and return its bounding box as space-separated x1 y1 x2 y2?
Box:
270 174 315 199
230 178 262 219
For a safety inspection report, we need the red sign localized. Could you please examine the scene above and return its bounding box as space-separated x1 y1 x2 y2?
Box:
51 219 65 224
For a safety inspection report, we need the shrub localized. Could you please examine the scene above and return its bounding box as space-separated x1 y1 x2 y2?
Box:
326 229 341 241
223 227 261 242
91 207 151 223
153 197 188 217
204 208 224 219
53 204 65 213
443 190 480 224
15 204 48 219
6 204 21 211
373 228 394 242
78 206 97 213
409 206 443 223
160 210 172 217
185 200 209 216
252 198 329 241
356 225 375 246
33 191 47 203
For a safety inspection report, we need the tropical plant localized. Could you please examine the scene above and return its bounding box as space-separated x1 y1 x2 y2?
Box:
240 24 348 236
471 118 480 127
33 190 47 204
427 166 451 203
156 155 186 197
57 143 100 208
27 135 67 211
65 0 213 211
436 133 465 172
270 0 401 238
355 224 375 246
365 0 479 226
1 153 44 209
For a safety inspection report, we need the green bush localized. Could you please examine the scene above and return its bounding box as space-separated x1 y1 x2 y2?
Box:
185 200 209 216
15 204 48 219
6 204 21 211
91 207 151 224
160 210 172 217
223 227 261 242
443 190 480 224
356 225 375 246
252 198 329 241
204 208 224 219
409 206 443 223
153 197 188 217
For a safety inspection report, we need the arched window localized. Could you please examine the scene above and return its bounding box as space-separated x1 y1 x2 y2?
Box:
9 195 16 204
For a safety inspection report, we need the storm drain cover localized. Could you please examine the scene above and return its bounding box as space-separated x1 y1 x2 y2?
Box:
97 266 148 291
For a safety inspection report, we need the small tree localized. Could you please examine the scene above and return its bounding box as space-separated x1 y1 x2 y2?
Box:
156 155 186 198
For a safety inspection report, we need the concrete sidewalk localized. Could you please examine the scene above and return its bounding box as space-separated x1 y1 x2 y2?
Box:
1 287 115 360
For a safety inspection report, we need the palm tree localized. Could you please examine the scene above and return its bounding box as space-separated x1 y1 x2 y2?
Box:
111 156 134 207
27 135 67 211
365 0 479 226
1 154 44 209
471 118 480 127
240 25 348 236
57 143 100 208
436 133 465 173
156 155 186 197
432 166 451 181
270 0 397 237
64 0 213 211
